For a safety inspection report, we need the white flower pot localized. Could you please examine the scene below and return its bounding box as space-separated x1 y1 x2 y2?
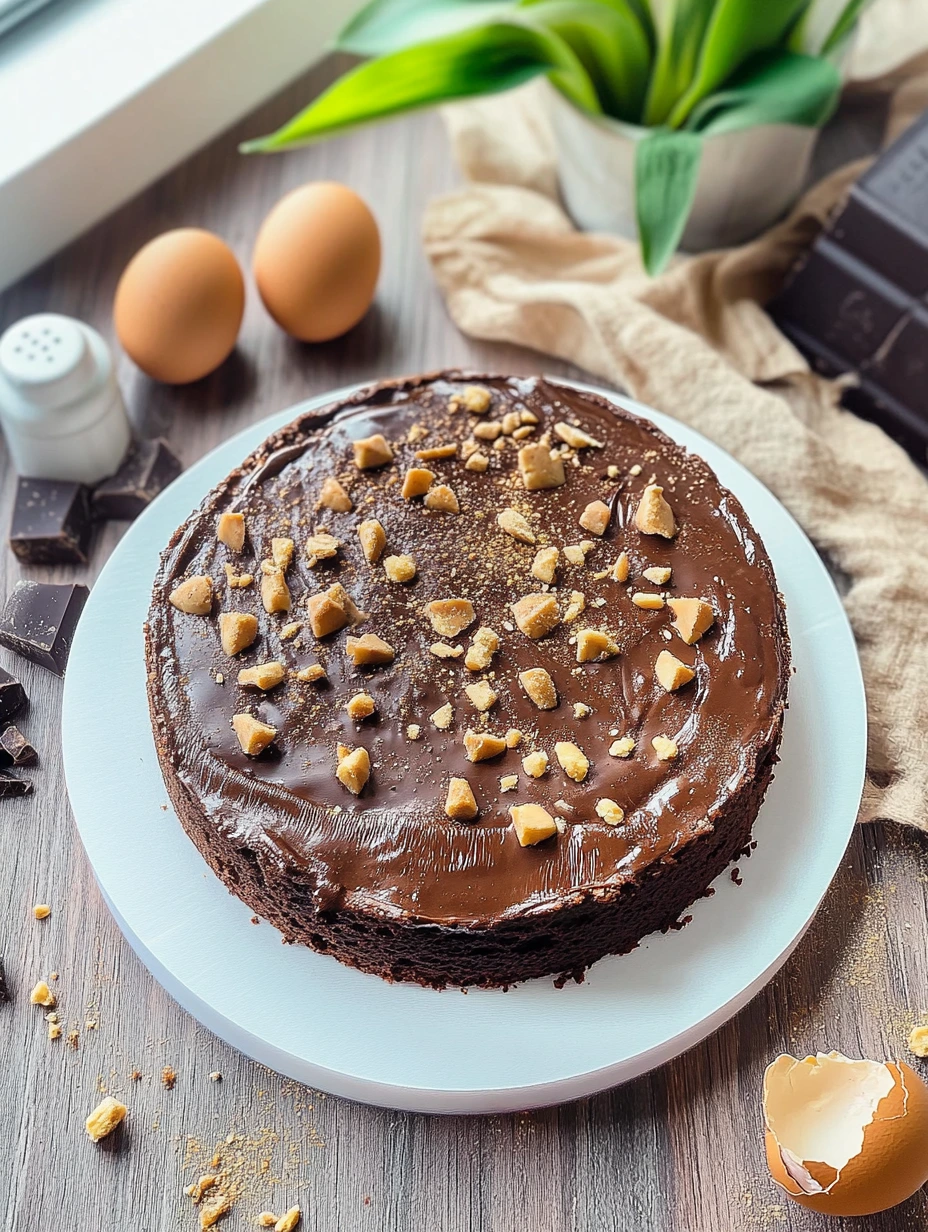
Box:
545 80 819 252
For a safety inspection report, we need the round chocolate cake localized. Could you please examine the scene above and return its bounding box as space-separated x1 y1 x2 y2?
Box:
146 373 790 988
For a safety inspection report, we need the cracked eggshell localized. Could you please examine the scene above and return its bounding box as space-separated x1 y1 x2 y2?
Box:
764 1051 928 1217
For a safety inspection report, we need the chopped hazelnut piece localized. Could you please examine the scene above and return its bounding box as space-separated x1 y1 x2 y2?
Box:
353 433 393 469
511 593 559 639
464 680 497 712
553 422 603 449
564 590 586 623
464 451 489 472
238 661 286 691
304 532 340 567
609 737 635 758
232 714 277 756
336 746 371 794
223 563 253 589
643 565 672 585
492 437 507 453
501 411 521 435
595 799 625 826
908 1025 928 1057
169 575 213 615
445 777 478 821
611 552 630 582
295 664 326 683
521 410 539 425
219 611 259 656
430 642 464 660
629 463 643 476
260 564 291 614
505 728 523 748
634 484 677 538
632 592 665 610
575 628 619 662
271 537 294 570
407 724 421 740
655 650 695 692
431 702 454 730
48 1022 62 1040
563 543 593 567
510 804 558 847
275 1209 301 1232
531 546 559 584
201 1196 233 1229
280 621 302 640
473 420 502 441
512 425 534 440
346 692 376 720
667 597 715 645
346 633 395 666
217 512 245 551
573 702 592 718
427 598 475 638
306 582 364 638
30 980 55 1007
522 750 548 778
464 626 500 672
579 500 611 536
463 729 507 762
518 442 566 491
384 554 417 583
497 508 535 544
500 774 519 792
652 734 679 761
408 423 429 444
424 484 460 513
554 740 589 782
85 1096 127 1142
519 667 558 710
33 904 50 920
458 385 491 414
401 467 435 499
416 443 457 460
357 519 386 564
317 477 352 512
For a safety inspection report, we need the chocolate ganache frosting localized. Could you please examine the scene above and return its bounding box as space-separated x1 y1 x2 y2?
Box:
146 373 790 988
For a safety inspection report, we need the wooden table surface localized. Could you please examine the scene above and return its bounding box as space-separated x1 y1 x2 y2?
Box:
1 57 926 1232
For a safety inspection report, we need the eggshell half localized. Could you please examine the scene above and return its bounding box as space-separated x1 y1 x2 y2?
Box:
253 182 380 342
764 1051 928 1217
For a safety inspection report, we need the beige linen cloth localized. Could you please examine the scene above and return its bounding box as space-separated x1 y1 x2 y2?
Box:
422 6 928 831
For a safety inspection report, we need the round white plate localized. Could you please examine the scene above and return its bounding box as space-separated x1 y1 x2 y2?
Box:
62 379 866 1114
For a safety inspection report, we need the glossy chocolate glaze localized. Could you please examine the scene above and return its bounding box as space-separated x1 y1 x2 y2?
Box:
147 375 789 929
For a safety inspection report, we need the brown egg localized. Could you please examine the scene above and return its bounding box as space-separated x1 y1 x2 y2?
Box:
114 229 245 383
253 182 380 342
764 1051 928 1217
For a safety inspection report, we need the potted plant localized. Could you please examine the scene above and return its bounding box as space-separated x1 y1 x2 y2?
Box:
242 0 868 274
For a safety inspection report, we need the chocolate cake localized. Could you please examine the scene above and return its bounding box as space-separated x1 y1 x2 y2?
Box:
145 374 790 988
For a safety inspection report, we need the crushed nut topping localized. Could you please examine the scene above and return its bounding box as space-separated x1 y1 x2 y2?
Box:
464 626 500 672
652 734 679 761
408 423 429 444
576 628 619 662
223 563 253 589
275 1208 302 1232
634 484 677 538
335 746 371 794
505 728 523 748
573 702 592 718
510 803 557 846
305 531 340 567
610 552 630 582
609 737 635 758
307 582 365 638
346 692 376 720
217 511 245 551
563 540 596 566
563 590 586 623
595 798 625 825
501 411 521 436
401 467 434 499
531 546 559 584
519 667 558 710
169 576 213 615
522 750 549 778
219 611 258 656
33 904 50 920
464 451 489 472
518 442 566 491
431 702 454 730
643 565 672 585
427 598 476 638
415 443 457 460
667 597 715 644
407 724 421 740
353 433 393 469
511 593 560 639
238 661 286 691
85 1096 127 1142
655 649 695 692
512 425 534 440
345 633 395 665
424 484 460 513
271 537 295 570
260 563 291 614
232 714 277 756
280 621 302 640
553 422 603 449
579 500 610 536
473 420 502 441
463 729 507 762
497 508 535 544
430 641 464 660
295 664 326 683
318 476 352 512
464 680 497 712
451 385 491 414
554 740 589 782
632 592 665 610
445 777 478 820
357 519 386 564
500 774 519 792
30 980 55 1007
384 554 417 583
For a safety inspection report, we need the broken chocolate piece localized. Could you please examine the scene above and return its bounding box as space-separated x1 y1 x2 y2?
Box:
0 667 26 724
91 438 182 521
0 772 32 798
8 478 92 564
0 582 90 676
0 726 36 766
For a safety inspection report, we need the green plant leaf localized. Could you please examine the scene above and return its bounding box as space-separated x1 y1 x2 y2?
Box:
666 0 812 127
336 0 516 55
685 50 841 134
788 0 870 56
642 0 717 127
518 0 652 119
240 21 601 152
634 128 703 275
821 0 870 53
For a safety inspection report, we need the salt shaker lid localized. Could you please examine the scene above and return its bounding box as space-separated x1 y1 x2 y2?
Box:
0 314 101 413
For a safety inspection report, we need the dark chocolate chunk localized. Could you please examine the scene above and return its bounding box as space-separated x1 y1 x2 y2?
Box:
0 667 26 723
0 957 9 1002
0 772 32 798
8 477 92 564
92 438 182 521
0 581 89 675
0 726 36 766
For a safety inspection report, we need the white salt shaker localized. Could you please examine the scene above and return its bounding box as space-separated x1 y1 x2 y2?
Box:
0 313 131 484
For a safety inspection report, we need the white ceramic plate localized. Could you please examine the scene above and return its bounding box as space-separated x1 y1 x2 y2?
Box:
62 379 866 1114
